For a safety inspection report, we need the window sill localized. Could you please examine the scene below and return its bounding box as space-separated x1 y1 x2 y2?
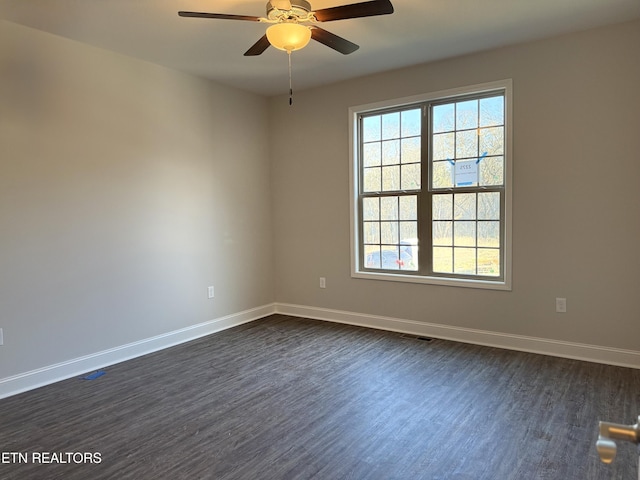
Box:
351 270 511 291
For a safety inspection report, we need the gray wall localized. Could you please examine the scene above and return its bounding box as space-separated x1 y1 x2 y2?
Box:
1 18 639 384
0 21 273 379
270 19 640 351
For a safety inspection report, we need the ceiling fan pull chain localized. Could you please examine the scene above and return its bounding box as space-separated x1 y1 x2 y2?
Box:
288 50 293 106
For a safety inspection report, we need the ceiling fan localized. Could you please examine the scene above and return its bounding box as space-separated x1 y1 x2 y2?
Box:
178 0 395 56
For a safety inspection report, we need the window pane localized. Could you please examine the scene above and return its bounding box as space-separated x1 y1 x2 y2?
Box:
363 222 380 244
478 221 500 247
382 140 400 165
432 133 454 160
401 109 421 137
399 195 417 220
433 194 453 220
454 193 476 220
456 100 478 130
432 161 453 189
401 137 420 164
400 221 418 242
433 104 454 133
400 240 418 271
401 164 421 190
454 247 476 274
380 196 398 220
363 167 381 192
363 197 379 221
433 221 452 246
479 156 504 186
364 245 381 268
363 142 381 167
454 221 476 247
478 192 500 220
433 247 453 273
380 222 399 244
480 96 504 127
478 248 500 276
385 247 402 270
382 165 400 191
455 130 478 159
479 126 504 156
363 116 380 142
382 112 400 140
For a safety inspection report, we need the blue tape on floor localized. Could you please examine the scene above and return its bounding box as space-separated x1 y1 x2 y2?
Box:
82 370 106 380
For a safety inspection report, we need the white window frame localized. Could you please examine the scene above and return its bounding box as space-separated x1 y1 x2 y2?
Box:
349 80 513 290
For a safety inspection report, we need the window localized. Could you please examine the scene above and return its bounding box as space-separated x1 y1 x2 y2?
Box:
350 80 512 290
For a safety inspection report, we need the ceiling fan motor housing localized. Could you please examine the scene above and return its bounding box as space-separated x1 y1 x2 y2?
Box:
266 0 312 21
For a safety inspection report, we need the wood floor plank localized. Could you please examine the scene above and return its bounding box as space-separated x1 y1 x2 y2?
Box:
1 314 639 479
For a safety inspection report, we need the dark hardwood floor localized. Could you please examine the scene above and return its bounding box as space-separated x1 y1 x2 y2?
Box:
1 314 639 479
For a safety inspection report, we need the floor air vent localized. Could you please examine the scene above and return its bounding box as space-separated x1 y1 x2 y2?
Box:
400 334 434 342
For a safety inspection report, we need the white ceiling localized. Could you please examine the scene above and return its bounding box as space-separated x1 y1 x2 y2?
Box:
2 0 639 96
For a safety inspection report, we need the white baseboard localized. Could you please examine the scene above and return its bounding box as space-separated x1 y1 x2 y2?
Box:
0 304 277 400
3 302 638 400
275 303 640 369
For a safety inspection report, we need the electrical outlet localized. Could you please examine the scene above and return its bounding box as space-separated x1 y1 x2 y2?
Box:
556 297 567 313
319 277 326 289
208 286 215 299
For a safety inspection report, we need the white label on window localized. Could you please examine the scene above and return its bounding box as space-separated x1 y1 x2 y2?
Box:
454 160 478 186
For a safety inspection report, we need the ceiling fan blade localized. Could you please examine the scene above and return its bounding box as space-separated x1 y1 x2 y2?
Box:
178 11 262 22
313 0 393 22
311 27 359 55
244 35 272 56
270 0 293 10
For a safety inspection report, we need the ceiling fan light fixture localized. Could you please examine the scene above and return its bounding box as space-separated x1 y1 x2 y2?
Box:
266 23 312 52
